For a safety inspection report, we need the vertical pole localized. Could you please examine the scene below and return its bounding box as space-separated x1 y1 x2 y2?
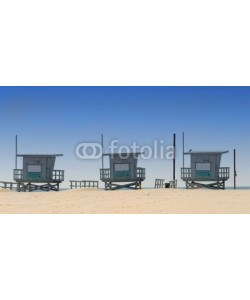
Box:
234 149 237 190
182 132 185 168
15 135 18 169
173 133 176 181
101 134 104 170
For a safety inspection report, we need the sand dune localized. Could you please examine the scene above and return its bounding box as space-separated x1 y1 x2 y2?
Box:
0 188 250 214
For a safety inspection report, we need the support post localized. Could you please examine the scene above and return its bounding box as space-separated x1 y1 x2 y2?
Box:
15 135 18 169
101 134 104 170
182 132 185 169
234 149 237 190
173 133 176 181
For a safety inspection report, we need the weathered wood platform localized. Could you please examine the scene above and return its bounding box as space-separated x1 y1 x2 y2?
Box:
104 181 142 190
16 182 61 192
185 180 226 190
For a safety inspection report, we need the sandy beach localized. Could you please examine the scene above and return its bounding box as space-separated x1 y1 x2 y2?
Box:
0 188 250 214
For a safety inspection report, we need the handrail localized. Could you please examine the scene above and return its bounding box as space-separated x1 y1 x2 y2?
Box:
13 169 64 182
181 167 230 180
100 168 146 181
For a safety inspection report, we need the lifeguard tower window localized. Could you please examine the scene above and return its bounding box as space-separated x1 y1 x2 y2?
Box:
28 165 42 172
196 163 211 177
114 163 130 179
115 163 129 171
27 165 42 180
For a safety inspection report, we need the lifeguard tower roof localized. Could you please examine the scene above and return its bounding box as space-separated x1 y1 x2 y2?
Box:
184 151 229 155
17 154 63 157
103 152 143 156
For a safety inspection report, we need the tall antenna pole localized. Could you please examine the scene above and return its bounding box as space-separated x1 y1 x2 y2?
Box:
234 149 237 190
15 134 18 169
182 132 185 168
101 134 104 170
173 133 176 181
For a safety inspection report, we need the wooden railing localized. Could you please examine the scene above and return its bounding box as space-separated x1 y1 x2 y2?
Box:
181 168 192 179
13 169 64 182
218 167 230 179
155 179 177 188
70 180 99 189
13 169 23 180
100 169 111 180
0 181 17 190
155 179 165 188
136 168 146 180
100 168 146 181
53 170 65 182
181 168 230 180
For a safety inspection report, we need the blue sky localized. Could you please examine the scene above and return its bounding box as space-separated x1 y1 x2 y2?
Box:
0 86 250 187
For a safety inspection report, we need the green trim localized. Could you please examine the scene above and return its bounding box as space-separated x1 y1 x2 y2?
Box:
196 171 211 178
27 172 42 179
114 171 131 179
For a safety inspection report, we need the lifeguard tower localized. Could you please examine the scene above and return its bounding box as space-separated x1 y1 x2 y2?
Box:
181 151 230 189
100 152 146 190
14 154 64 192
